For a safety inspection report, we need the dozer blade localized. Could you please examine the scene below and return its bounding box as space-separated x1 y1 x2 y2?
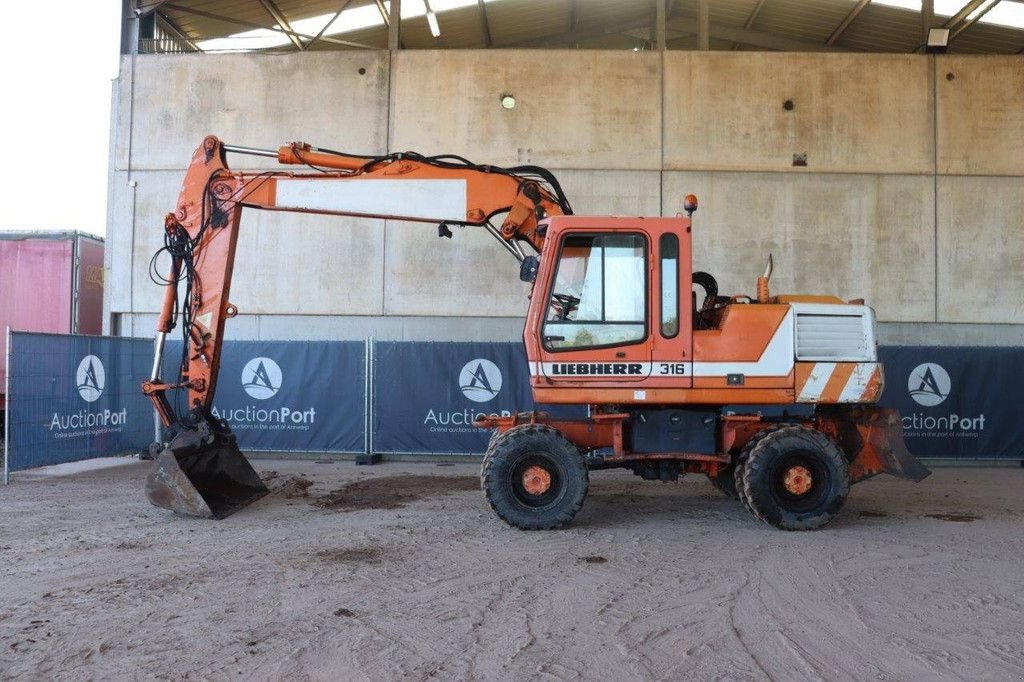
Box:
818 405 931 484
145 429 268 519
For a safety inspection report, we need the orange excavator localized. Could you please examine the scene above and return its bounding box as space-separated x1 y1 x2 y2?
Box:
143 135 929 530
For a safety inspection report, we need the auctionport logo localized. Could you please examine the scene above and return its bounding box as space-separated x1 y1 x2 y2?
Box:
242 357 282 400
908 362 950 407
51 355 125 436
459 359 502 403
76 355 105 403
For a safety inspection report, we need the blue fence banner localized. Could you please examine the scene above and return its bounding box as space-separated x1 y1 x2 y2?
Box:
164 340 365 453
6 332 154 473
372 341 586 455
878 346 1024 460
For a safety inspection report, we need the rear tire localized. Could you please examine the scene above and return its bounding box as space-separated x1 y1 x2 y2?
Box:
737 426 849 531
710 423 797 500
481 424 588 530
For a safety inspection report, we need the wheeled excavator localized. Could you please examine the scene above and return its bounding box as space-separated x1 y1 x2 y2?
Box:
143 135 929 530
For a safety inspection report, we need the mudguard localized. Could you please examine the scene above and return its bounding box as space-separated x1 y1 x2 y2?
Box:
816 405 931 484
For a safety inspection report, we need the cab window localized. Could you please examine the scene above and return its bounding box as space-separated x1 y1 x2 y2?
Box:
543 233 647 351
660 233 679 338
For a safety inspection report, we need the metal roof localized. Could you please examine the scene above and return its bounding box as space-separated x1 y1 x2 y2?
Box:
136 0 1024 54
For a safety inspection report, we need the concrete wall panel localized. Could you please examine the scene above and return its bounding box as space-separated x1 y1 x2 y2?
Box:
120 52 389 171
937 56 1024 176
108 51 1024 343
106 171 134 314
389 51 661 170
663 171 935 322
664 53 933 175
383 220 531 317
126 171 385 316
937 176 1024 323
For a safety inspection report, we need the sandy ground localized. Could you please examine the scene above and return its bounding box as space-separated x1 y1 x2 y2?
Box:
2 458 1024 681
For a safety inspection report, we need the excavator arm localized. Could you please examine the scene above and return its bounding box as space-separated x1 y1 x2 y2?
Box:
142 135 569 518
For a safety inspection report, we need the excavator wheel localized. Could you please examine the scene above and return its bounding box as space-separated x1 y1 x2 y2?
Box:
736 426 850 531
479 427 506 487
708 423 797 500
481 424 588 530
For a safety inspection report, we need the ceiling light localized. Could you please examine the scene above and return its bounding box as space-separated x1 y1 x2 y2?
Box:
425 1 441 37
500 94 516 109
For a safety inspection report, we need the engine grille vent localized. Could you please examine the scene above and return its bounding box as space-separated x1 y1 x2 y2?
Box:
795 312 873 361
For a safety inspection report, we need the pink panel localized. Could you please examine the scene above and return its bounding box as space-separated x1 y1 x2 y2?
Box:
0 238 74 390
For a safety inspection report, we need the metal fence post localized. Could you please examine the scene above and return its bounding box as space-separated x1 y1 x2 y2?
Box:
4 327 11 485
356 336 379 465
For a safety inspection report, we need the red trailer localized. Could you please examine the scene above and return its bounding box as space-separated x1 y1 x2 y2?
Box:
0 231 105 419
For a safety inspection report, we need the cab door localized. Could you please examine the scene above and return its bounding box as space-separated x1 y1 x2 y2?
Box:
535 229 651 384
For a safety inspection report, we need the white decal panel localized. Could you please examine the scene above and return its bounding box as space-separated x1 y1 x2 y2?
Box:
797 362 837 402
533 362 697 378
275 178 468 222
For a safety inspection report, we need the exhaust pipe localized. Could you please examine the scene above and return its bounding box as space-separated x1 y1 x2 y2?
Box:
757 253 773 303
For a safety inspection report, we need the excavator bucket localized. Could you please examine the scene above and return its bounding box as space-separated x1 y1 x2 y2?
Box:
145 424 268 519
818 405 931 484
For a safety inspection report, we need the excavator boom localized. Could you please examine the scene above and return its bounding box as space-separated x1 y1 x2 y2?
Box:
143 135 569 518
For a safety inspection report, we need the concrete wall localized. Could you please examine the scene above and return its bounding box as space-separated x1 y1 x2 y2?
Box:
107 51 1024 344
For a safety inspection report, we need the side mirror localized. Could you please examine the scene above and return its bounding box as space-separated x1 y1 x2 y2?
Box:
519 255 539 283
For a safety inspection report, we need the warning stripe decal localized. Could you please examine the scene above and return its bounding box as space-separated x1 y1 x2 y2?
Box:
797 362 880 403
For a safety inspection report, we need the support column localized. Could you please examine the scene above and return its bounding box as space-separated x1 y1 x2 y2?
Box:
388 0 402 50
121 0 139 55
922 0 935 49
698 0 710 51
655 0 666 51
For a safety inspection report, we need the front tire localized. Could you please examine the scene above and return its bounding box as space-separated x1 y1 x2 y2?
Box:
737 426 850 531
481 424 588 530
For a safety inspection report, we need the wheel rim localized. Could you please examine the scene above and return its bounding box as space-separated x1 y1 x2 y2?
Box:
509 453 562 509
769 451 830 513
521 465 553 495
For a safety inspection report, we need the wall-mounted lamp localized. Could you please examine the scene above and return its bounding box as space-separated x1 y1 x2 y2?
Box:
925 28 949 54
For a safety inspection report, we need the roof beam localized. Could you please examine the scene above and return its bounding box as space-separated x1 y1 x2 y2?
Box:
731 0 767 50
478 0 493 47
504 16 653 48
161 3 375 49
943 0 989 27
512 12 856 52
155 11 201 51
256 0 303 50
669 17 857 52
949 0 1000 39
304 0 355 50
744 0 768 29
138 1 175 16
374 0 391 26
826 0 870 46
